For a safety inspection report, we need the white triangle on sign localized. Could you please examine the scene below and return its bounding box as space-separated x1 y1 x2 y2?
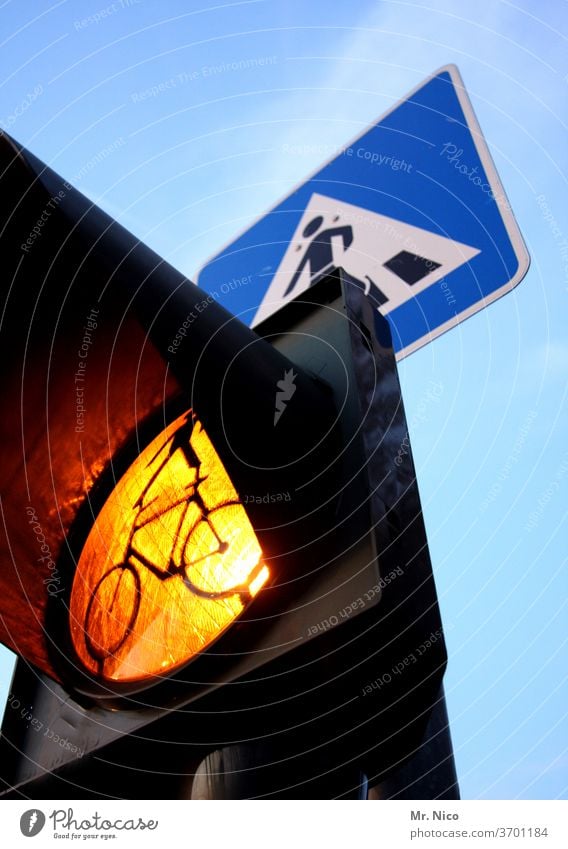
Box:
252 192 480 326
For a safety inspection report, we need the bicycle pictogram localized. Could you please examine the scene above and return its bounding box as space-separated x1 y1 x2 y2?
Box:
83 412 266 667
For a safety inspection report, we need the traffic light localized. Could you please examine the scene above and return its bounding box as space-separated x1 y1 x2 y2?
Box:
0 131 454 799
0 129 339 697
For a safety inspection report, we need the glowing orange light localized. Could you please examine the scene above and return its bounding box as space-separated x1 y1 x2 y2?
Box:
69 412 268 684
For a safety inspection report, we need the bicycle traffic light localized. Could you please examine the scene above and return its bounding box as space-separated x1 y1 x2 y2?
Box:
0 130 340 699
0 131 450 798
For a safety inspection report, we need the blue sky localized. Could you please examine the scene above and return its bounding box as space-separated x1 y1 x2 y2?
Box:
0 0 566 799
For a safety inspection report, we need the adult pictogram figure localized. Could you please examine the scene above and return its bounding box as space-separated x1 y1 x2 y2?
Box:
284 215 354 296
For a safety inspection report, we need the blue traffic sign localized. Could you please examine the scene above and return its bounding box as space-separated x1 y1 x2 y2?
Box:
196 65 529 358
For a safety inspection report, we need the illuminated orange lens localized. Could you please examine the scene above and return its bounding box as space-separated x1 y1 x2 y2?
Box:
70 412 268 683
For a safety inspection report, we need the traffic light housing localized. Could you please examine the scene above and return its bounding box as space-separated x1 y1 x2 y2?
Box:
0 130 341 700
0 131 451 798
